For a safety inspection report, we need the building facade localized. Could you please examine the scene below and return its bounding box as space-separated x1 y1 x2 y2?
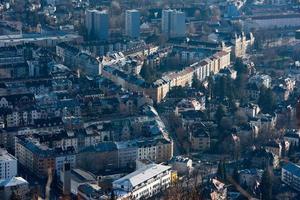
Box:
125 10 140 39
113 164 172 199
86 9 109 41
282 162 300 192
0 149 17 180
162 9 186 38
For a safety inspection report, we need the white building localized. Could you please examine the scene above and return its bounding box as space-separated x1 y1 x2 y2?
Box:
0 149 17 180
175 98 205 114
281 162 300 191
241 103 260 118
55 154 76 176
113 164 172 199
249 74 272 88
170 156 193 175
0 33 82 47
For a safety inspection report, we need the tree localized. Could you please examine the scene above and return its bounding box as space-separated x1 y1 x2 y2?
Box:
281 141 286 158
10 192 21 200
260 168 273 200
234 58 248 74
234 72 248 101
258 87 276 114
217 160 227 181
232 167 239 184
192 74 201 89
168 86 186 98
220 117 233 131
235 109 248 125
215 104 226 124
110 190 115 200
140 63 158 83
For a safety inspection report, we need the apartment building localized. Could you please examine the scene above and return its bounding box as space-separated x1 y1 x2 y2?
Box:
0 149 17 180
0 177 29 200
116 138 173 169
281 162 300 191
15 135 76 178
113 164 172 199
102 50 230 102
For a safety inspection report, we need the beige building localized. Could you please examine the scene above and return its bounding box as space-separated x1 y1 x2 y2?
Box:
231 32 254 58
190 130 210 151
103 50 230 103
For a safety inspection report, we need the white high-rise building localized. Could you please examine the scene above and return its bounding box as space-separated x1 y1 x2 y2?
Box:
162 9 186 38
125 10 140 39
0 149 17 180
85 9 109 41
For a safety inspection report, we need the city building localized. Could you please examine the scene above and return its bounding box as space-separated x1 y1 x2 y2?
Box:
60 168 97 195
113 163 173 199
102 50 230 102
116 137 173 169
0 149 17 180
86 9 109 41
189 129 210 151
0 33 82 47
76 142 118 174
56 43 101 76
15 135 76 178
175 98 205 115
125 10 140 39
282 162 300 192
169 156 193 175
243 13 300 31
284 129 300 146
265 140 282 158
0 177 29 200
77 183 107 200
249 74 272 88
238 169 263 189
241 103 260 118
162 9 186 38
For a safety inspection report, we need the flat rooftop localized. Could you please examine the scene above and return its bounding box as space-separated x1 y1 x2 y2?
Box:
0 149 17 162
